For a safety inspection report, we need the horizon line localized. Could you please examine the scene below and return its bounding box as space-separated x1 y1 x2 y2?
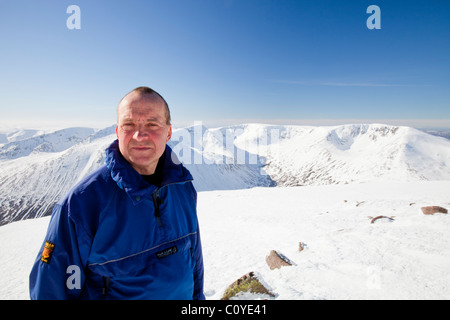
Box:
1 117 450 132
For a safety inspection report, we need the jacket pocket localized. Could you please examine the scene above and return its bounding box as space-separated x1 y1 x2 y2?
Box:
84 233 197 299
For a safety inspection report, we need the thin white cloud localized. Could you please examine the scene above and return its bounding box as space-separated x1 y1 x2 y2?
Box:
320 82 410 87
274 80 430 88
173 118 450 130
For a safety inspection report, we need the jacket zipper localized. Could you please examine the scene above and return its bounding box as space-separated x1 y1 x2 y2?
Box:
153 190 163 227
152 179 193 228
102 276 111 296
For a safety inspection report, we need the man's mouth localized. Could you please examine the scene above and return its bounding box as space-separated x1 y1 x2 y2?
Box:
131 146 152 151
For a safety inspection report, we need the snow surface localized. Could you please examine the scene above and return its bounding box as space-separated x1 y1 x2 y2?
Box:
1 181 449 300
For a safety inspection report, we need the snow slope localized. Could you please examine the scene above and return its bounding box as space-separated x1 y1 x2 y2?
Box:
1 181 449 299
236 123 450 185
1 123 449 225
0 126 116 224
199 181 450 300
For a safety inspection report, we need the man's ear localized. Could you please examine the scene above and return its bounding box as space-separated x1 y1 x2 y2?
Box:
116 125 119 138
166 125 172 142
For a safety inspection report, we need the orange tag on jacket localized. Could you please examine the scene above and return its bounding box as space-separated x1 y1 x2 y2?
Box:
40 241 55 264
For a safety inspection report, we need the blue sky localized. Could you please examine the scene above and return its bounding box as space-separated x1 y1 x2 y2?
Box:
0 0 449 129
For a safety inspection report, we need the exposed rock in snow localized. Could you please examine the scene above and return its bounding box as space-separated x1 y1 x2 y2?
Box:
265 250 293 270
421 206 448 215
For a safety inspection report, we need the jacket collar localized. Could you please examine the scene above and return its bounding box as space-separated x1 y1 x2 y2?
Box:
105 139 193 203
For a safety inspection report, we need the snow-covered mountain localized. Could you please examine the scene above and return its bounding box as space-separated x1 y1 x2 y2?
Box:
0 126 116 225
1 123 449 225
245 124 450 186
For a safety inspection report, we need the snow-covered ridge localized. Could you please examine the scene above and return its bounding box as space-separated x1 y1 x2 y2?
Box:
257 123 450 186
0 127 97 160
0 123 449 225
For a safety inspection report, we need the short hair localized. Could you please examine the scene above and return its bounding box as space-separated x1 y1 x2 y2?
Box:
119 86 171 125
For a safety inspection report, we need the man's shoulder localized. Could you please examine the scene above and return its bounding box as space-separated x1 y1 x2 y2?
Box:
59 164 114 205
48 165 114 238
76 164 112 189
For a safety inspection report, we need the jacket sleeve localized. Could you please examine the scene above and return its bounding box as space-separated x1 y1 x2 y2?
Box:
192 225 205 300
29 202 92 300
188 183 205 300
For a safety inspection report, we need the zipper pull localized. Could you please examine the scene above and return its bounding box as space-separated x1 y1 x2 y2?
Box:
102 276 110 296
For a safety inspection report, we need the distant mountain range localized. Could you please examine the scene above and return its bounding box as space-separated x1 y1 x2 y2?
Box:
1 123 449 225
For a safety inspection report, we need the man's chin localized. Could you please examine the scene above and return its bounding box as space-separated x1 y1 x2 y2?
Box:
129 157 159 174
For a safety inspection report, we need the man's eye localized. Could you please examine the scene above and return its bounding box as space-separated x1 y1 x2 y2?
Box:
122 123 134 130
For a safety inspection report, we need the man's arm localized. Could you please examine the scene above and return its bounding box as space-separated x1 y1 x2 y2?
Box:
29 203 90 300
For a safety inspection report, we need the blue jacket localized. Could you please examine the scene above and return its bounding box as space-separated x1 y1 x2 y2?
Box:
29 140 204 300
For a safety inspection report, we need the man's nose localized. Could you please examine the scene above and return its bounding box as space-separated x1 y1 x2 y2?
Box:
133 125 149 140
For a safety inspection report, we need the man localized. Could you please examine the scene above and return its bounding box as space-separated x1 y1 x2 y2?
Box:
29 87 205 300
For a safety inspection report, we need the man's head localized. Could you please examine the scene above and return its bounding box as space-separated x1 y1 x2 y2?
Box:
116 87 172 175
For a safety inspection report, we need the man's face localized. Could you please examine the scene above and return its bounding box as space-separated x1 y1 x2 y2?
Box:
116 92 172 175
